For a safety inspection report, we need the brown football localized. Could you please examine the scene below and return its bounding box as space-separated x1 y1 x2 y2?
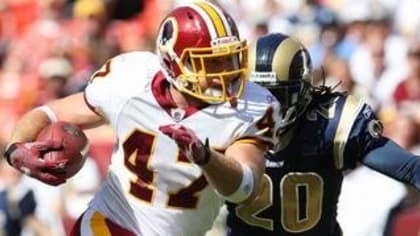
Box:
36 121 88 178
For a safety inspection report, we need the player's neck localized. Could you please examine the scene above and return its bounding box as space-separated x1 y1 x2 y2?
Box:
168 85 207 109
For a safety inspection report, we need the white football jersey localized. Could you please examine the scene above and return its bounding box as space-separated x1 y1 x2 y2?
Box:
83 52 279 236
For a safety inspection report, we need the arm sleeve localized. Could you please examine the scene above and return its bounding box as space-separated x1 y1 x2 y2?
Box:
361 139 420 189
84 59 121 124
84 52 157 126
84 53 144 125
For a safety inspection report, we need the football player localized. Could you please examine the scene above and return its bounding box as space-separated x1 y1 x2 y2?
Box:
225 33 420 236
2 2 280 236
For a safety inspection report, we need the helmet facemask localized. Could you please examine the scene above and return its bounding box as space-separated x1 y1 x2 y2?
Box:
174 38 248 104
269 80 312 131
250 70 312 134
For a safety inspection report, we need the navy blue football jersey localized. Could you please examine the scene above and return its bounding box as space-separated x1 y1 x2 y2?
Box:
226 92 386 236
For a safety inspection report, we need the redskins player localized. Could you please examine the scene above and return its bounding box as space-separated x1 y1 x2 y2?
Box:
3 2 280 236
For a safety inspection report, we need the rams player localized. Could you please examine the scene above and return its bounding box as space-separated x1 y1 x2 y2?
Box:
226 33 420 236
3 2 280 236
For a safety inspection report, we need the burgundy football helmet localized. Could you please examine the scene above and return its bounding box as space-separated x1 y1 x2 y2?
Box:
156 1 248 103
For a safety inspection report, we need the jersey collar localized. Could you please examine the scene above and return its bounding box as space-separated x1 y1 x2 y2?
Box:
152 71 200 120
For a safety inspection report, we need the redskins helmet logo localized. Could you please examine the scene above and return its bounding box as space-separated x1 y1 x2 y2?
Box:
158 17 178 55
161 20 174 45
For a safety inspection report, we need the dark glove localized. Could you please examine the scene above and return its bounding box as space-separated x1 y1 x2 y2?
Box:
4 142 68 186
159 124 211 166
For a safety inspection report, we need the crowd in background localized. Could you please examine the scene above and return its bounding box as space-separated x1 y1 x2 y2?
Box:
0 0 418 235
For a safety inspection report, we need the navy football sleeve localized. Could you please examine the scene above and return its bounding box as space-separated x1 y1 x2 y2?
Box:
361 139 420 189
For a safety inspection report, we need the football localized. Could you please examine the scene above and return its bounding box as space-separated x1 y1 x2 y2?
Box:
36 121 89 178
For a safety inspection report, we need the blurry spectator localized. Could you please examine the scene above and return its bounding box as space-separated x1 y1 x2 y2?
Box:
322 56 376 107
0 0 71 114
68 0 119 70
0 0 40 41
384 115 419 151
72 0 106 19
394 0 420 40
383 115 420 236
309 19 357 67
108 0 145 20
21 178 65 236
253 21 269 39
349 15 408 107
0 157 53 236
36 56 73 105
268 1 358 67
393 43 420 109
4 0 70 76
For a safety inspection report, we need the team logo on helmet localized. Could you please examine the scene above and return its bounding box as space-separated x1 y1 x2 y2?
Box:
159 18 176 48
157 17 178 59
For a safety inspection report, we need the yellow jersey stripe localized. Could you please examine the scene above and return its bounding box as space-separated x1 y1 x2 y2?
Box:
195 1 227 37
91 211 112 236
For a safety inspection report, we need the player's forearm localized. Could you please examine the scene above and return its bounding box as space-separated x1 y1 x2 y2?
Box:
46 93 106 129
201 144 265 203
362 139 420 189
8 109 51 144
201 150 243 195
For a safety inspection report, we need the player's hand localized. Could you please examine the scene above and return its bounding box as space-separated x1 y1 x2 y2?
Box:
159 124 211 166
3 142 68 186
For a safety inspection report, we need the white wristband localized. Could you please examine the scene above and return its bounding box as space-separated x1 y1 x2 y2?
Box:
217 163 254 203
34 105 57 123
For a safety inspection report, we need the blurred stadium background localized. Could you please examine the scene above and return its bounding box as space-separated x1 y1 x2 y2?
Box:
0 0 418 235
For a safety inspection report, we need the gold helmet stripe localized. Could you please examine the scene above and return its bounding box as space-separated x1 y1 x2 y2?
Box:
195 1 227 37
208 1 232 36
248 41 258 74
272 38 302 81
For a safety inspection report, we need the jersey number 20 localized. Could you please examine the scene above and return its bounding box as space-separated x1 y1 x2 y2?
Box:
236 172 323 232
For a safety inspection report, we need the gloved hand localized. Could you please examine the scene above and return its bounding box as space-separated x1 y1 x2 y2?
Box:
4 141 68 186
159 124 211 166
